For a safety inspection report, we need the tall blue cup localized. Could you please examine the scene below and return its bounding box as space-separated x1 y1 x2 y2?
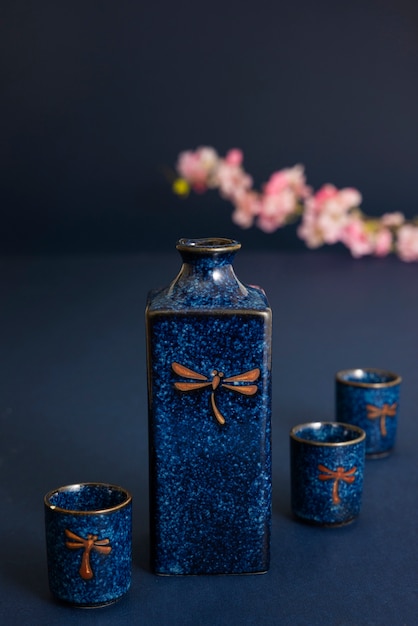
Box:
44 483 132 607
290 422 366 526
336 368 402 458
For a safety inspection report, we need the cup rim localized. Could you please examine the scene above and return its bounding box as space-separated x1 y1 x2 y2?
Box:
290 421 366 447
44 482 132 515
335 368 402 388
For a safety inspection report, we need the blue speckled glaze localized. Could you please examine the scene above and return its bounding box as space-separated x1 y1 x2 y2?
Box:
146 238 272 575
44 483 132 607
336 368 402 458
290 423 366 526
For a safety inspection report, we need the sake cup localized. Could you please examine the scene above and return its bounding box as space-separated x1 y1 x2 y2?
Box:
44 483 132 607
290 422 366 526
336 368 402 458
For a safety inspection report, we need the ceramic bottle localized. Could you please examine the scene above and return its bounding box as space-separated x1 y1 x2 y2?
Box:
146 237 272 575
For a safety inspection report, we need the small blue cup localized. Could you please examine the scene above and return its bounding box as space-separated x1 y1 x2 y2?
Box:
336 368 402 458
290 422 366 526
44 483 132 607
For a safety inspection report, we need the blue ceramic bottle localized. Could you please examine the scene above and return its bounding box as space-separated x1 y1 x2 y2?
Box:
146 238 272 575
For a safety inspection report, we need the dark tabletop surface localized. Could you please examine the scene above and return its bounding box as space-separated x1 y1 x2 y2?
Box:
0 249 417 626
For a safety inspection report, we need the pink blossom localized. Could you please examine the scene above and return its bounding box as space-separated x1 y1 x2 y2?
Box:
381 212 405 228
225 149 243 167
374 228 393 257
215 161 252 200
231 191 261 229
309 184 362 217
311 184 339 207
396 224 418 261
298 184 362 247
176 147 219 191
341 216 374 258
337 188 363 211
173 146 417 262
264 165 310 198
257 189 298 232
316 207 351 244
297 210 325 248
252 166 309 233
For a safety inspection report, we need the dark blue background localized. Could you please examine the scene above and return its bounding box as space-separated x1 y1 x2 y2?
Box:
1 0 417 253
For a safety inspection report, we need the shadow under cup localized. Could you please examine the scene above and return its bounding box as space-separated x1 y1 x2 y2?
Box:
44 483 132 607
336 368 402 458
290 422 366 526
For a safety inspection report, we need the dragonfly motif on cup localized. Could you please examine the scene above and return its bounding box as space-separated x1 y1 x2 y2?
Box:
318 465 357 505
65 529 112 580
172 362 260 425
366 402 397 436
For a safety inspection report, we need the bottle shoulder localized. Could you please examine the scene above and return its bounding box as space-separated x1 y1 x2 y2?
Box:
146 282 271 312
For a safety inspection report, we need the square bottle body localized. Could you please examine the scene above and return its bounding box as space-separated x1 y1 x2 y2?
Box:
146 308 272 575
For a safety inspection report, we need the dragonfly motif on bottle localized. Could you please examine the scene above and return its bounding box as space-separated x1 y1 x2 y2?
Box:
172 362 260 425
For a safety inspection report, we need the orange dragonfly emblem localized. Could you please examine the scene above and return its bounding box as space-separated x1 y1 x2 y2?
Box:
366 403 397 436
172 361 260 425
65 529 112 580
318 465 357 505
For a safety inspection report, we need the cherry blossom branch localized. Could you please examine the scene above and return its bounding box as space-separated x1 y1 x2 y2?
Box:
172 146 418 261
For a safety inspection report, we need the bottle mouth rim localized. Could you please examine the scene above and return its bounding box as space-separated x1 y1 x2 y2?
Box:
176 238 241 254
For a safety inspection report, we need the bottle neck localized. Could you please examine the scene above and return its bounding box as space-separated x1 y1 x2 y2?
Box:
168 238 248 300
